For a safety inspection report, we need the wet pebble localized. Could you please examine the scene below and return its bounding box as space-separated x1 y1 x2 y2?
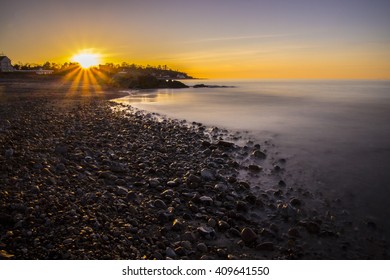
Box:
241 227 257 244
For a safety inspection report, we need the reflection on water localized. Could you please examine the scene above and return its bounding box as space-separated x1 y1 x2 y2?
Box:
115 79 390 229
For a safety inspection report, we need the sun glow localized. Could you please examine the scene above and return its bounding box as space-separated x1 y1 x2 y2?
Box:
72 52 101 69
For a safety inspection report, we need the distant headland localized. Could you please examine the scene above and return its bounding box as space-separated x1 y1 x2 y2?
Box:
0 57 197 89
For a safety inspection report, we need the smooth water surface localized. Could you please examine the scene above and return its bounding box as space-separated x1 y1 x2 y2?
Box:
116 79 390 228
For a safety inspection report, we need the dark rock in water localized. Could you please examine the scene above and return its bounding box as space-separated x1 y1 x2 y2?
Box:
248 164 262 172
236 201 248 212
154 199 168 209
197 226 216 239
239 181 251 189
274 189 283 197
217 140 235 149
193 84 233 88
126 75 189 89
290 198 302 207
251 150 266 159
273 165 282 172
278 180 286 187
241 227 257 244
256 242 274 251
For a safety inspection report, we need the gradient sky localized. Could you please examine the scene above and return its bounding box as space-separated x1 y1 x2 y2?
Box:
1 0 390 78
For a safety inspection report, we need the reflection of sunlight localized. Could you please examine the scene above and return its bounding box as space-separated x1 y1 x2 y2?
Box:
63 65 108 97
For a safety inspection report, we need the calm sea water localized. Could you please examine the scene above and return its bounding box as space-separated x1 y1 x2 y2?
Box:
116 79 390 229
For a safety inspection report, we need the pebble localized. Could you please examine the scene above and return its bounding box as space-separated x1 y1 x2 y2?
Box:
196 243 208 253
172 219 185 231
240 227 257 244
302 221 321 234
290 198 302 207
149 178 160 188
288 228 301 238
256 242 274 251
248 165 262 172
200 196 213 205
0 88 367 260
197 226 216 239
165 247 177 258
251 150 266 159
200 168 215 181
154 199 168 209
5 148 14 158
218 220 230 231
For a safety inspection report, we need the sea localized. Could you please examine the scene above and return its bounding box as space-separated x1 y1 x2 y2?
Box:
115 79 390 232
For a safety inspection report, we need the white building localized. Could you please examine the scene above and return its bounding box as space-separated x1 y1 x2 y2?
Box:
0 56 14 72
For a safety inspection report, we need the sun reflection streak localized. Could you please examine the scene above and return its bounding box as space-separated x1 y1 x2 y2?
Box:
61 65 109 98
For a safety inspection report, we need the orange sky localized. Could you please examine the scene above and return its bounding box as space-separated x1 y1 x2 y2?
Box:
1 0 390 79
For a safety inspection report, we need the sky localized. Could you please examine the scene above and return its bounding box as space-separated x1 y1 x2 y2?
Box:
1 0 390 78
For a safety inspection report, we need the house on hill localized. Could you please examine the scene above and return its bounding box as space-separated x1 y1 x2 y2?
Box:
0 56 14 72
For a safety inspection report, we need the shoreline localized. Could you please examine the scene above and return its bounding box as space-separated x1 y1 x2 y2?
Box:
0 77 388 259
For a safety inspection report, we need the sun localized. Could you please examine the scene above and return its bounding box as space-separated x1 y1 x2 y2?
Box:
72 52 101 69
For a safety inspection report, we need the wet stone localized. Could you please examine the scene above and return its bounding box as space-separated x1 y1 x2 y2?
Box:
248 165 262 172
149 178 160 188
303 221 321 234
288 228 301 238
175 246 187 256
256 242 274 251
251 150 266 159
165 247 177 258
236 201 248 212
196 243 208 253
290 198 302 207
200 168 215 181
197 226 216 239
154 199 167 209
218 220 230 231
241 227 257 244
172 219 185 231
199 196 213 205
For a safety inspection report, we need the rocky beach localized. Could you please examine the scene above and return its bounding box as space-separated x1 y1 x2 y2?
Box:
0 74 388 260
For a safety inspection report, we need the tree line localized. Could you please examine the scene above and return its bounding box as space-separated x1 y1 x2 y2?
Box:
12 61 193 79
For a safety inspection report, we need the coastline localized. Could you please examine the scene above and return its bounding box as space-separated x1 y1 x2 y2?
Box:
1 76 388 259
